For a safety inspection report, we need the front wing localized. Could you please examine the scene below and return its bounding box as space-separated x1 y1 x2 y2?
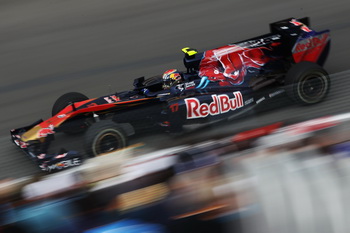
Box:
10 120 82 172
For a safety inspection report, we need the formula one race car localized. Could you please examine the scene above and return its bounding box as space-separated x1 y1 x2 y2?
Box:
11 17 331 172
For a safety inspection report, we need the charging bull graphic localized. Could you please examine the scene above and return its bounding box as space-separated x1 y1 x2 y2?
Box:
197 44 273 88
38 124 55 138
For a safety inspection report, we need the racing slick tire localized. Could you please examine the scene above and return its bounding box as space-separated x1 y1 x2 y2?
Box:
52 92 90 134
52 92 89 116
84 120 128 158
285 61 330 105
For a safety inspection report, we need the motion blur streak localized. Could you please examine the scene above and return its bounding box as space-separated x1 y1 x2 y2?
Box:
1 0 350 232
1 0 350 178
238 148 350 233
3 115 350 232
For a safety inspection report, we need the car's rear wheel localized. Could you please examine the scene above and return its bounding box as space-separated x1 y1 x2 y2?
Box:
52 92 90 134
84 120 128 158
285 61 330 105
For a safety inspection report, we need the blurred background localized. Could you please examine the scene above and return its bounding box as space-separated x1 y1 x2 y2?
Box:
1 0 350 178
1 0 350 232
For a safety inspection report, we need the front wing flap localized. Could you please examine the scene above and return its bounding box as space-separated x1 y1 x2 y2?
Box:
10 120 82 172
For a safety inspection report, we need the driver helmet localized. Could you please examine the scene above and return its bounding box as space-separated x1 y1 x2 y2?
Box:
162 69 182 89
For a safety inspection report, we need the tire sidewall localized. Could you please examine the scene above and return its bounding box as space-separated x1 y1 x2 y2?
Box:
52 92 89 116
84 120 127 157
52 92 89 134
286 62 330 105
295 70 330 104
91 128 127 156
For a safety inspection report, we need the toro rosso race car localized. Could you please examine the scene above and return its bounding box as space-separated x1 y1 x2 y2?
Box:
11 17 331 172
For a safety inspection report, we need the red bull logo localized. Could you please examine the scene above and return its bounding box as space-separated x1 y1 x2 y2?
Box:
38 124 55 138
294 33 329 54
185 91 243 119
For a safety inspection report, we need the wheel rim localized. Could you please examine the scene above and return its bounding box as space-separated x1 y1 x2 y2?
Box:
298 72 328 103
95 132 122 155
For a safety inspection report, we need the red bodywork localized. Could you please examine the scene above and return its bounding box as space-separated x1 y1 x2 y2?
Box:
199 45 273 86
292 32 330 63
197 18 330 87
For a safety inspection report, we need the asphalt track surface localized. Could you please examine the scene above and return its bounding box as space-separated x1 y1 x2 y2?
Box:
0 0 350 179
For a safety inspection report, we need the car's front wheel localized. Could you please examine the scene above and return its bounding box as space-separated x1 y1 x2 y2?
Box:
52 92 89 116
285 61 330 105
52 92 90 134
84 120 128 158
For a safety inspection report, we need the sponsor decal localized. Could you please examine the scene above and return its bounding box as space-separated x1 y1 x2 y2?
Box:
38 124 55 138
57 114 66 118
175 82 195 92
301 26 312 32
104 95 120 103
185 91 243 119
244 98 254 105
238 35 281 48
14 139 19 146
169 103 179 113
290 19 312 32
294 33 328 54
110 95 120 101
44 157 81 172
14 140 28 148
256 97 265 104
184 81 196 90
269 89 285 98
104 97 113 103
290 19 302 26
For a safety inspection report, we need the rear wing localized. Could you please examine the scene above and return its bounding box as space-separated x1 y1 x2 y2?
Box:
270 17 310 34
270 17 330 66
